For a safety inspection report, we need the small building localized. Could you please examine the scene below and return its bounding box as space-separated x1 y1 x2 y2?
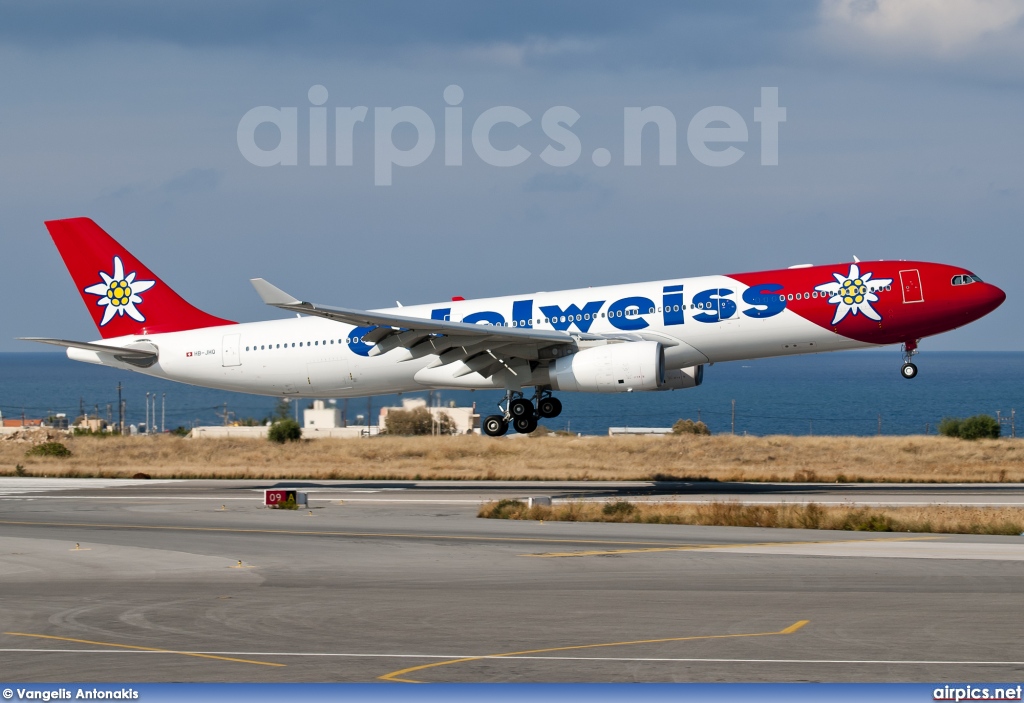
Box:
2 418 43 428
378 397 480 435
77 417 108 433
608 427 673 436
304 400 341 429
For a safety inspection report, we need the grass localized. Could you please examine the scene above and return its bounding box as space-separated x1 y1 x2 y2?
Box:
1 433 1023 482
479 500 1024 536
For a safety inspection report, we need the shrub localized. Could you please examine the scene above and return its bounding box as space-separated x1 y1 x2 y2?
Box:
15 464 27 477
672 418 711 436
271 399 294 422
939 415 999 440
273 496 298 510
384 407 456 436
171 426 191 437
26 442 72 458
486 499 528 519
959 415 1000 440
602 500 637 520
268 419 302 443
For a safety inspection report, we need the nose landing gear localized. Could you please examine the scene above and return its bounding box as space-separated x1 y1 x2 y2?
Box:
901 341 919 379
481 388 562 436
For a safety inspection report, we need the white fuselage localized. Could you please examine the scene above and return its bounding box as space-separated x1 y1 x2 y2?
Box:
69 274 870 397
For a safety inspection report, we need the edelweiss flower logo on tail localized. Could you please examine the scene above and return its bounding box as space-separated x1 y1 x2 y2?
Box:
815 263 892 325
83 256 156 326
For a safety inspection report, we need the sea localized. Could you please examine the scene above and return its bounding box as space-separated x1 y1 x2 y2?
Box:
0 351 1021 437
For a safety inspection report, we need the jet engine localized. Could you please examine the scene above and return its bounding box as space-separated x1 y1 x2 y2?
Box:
658 364 704 390
548 341 664 393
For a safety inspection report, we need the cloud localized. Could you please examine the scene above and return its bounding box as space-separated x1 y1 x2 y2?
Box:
819 0 1024 56
161 168 221 194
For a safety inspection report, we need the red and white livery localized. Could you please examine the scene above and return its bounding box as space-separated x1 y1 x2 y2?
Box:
25 218 1005 435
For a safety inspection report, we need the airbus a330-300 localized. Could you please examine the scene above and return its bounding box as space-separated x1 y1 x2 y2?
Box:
24 218 1005 435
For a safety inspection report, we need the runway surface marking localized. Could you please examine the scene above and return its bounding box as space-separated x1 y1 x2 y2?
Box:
377 620 810 683
0 519 823 549
7 496 1024 507
3 648 1022 667
0 520 957 556
3 632 285 667
521 535 940 557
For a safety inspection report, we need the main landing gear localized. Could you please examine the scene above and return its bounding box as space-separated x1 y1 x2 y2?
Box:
901 341 919 379
482 388 563 437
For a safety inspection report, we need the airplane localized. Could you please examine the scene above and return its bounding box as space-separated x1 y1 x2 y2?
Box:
23 218 1005 436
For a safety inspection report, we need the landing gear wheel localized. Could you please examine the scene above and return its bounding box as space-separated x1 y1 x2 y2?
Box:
509 398 534 419
901 362 918 379
537 397 562 419
482 415 509 437
512 415 538 434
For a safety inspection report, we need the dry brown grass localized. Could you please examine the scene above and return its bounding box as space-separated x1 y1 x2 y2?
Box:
0 433 1019 482
1 433 1023 482
479 499 1024 535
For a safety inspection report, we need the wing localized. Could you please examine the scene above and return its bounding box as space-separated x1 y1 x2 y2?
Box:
250 278 581 379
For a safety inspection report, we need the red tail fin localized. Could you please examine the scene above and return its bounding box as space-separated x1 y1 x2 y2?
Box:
46 218 235 339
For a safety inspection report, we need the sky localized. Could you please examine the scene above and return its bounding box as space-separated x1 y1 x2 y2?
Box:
1 0 1022 351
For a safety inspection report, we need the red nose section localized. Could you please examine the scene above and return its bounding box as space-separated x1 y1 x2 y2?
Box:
977 282 1007 317
46 218 235 339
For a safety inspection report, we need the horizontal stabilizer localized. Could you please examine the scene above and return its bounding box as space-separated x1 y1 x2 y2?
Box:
19 337 159 368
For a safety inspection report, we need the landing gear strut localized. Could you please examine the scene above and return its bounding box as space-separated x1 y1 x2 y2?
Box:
901 341 919 379
480 388 562 436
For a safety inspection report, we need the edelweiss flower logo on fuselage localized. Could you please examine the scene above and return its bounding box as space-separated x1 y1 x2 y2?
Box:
814 264 893 325
83 256 156 326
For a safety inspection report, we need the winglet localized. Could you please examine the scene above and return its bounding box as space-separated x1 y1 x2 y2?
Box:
250 278 303 306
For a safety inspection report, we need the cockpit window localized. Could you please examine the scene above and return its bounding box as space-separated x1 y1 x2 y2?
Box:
952 274 981 286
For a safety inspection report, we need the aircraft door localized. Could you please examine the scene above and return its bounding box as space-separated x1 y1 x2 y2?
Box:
900 269 924 304
222 334 241 367
716 288 740 326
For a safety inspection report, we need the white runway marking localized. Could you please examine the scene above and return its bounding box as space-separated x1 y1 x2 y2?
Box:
0 478 178 496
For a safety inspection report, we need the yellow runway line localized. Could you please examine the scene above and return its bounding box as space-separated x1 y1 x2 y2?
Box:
379 620 810 683
521 535 940 558
4 632 285 667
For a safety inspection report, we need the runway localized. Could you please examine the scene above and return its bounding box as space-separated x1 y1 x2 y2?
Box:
1 478 1022 682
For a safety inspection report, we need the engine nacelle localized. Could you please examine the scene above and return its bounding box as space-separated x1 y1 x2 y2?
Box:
549 341 664 393
658 364 704 390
